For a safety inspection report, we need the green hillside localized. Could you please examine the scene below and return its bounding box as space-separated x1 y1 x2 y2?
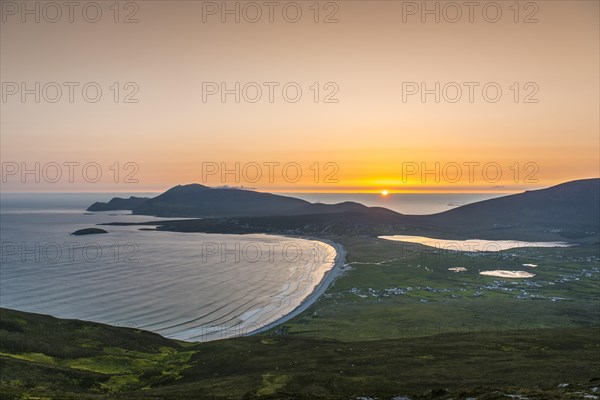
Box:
1 308 599 400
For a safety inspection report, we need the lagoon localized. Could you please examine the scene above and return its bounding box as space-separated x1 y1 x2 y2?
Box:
378 235 572 252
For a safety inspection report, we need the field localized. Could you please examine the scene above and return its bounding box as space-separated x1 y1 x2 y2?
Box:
282 237 600 341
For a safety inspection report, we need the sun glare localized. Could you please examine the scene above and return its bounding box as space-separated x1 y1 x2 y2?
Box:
381 190 389 196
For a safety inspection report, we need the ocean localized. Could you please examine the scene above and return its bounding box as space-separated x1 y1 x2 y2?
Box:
285 192 506 215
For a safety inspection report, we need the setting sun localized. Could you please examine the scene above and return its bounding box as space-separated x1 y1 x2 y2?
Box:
381 190 389 196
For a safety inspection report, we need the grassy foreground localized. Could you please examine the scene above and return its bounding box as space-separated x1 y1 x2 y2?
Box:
1 308 599 399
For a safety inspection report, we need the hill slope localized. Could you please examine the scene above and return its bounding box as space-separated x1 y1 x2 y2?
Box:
424 178 600 233
1 308 598 399
87 196 150 211
131 184 371 218
88 179 600 237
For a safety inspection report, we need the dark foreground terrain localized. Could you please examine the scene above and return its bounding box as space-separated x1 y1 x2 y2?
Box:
1 308 599 399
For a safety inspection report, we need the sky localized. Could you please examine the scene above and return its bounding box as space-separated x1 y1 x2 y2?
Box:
1 0 598 193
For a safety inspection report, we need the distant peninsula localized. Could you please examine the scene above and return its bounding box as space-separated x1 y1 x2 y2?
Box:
87 196 150 212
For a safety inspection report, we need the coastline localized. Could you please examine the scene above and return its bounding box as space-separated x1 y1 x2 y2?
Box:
244 239 347 337
137 233 348 342
3 204 348 343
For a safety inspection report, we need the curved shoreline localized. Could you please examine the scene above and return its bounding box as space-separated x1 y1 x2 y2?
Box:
244 239 347 337
4 213 346 342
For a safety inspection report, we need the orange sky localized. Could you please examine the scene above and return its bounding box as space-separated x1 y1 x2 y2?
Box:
1 1 598 193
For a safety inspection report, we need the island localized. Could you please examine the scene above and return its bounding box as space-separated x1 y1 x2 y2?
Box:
71 228 108 236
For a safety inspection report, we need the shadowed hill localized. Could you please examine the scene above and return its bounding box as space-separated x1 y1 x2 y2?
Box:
424 178 600 232
89 179 600 236
87 196 150 212
131 184 371 218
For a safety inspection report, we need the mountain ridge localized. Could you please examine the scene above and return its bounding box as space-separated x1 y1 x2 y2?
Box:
87 179 599 234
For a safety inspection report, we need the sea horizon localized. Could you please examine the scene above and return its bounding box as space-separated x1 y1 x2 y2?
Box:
0 191 508 215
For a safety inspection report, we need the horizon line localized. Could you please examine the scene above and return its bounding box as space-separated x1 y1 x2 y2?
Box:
0 189 524 195
2 177 597 195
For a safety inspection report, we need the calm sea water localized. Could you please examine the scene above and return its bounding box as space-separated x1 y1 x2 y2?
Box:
283 192 506 215
0 193 335 341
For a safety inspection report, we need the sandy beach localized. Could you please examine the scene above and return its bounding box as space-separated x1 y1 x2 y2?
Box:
245 240 347 336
